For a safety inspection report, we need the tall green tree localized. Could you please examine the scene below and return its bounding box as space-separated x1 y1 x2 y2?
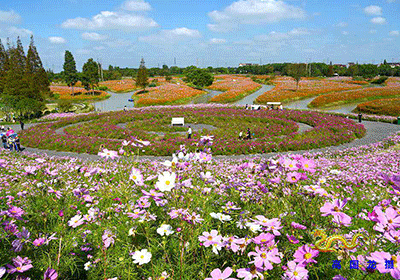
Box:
82 58 99 94
287 63 307 90
26 35 49 96
184 67 214 88
0 39 8 94
136 58 149 90
63 50 78 94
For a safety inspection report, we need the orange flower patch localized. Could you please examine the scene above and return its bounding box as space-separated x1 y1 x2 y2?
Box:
208 76 261 103
309 85 400 108
356 98 400 116
50 86 109 100
255 77 363 104
135 83 204 106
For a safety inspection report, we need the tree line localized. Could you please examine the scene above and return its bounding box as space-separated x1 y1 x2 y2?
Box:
0 36 49 119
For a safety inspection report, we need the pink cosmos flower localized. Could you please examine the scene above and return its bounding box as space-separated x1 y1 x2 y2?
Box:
8 206 25 219
102 229 115 249
198 230 222 247
293 245 319 266
282 261 309 280
43 268 58 280
7 256 33 274
291 222 307 230
373 207 400 232
287 234 300 244
300 159 316 173
320 199 352 227
367 251 400 278
384 229 400 244
236 267 264 279
287 172 302 183
205 267 237 280
248 246 281 271
68 214 85 228
33 237 46 247
252 233 275 245
98 149 119 160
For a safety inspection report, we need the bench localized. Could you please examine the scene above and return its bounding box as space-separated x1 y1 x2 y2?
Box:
171 117 185 126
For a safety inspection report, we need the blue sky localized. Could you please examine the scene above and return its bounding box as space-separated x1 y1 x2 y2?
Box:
0 0 399 72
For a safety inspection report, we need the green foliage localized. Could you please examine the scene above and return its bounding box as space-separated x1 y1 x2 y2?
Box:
26 35 50 95
184 66 214 88
371 76 388 84
63 51 79 93
82 58 100 94
57 99 73 112
136 58 149 90
287 63 307 90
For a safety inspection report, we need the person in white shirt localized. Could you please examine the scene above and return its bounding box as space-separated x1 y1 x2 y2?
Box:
187 126 192 139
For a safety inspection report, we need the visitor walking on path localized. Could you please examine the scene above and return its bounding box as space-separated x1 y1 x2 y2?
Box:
187 126 192 139
246 128 251 140
20 119 24 130
15 136 22 152
358 112 362 123
239 131 243 140
1 134 7 149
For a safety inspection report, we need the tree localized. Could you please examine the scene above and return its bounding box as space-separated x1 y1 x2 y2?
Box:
136 58 149 90
0 39 8 94
82 58 99 94
184 67 214 88
287 63 307 90
63 51 78 94
26 35 49 96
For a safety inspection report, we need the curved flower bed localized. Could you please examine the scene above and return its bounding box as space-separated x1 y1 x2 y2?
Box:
356 98 400 117
20 105 365 156
208 76 262 103
255 77 363 104
1 130 400 279
50 86 110 100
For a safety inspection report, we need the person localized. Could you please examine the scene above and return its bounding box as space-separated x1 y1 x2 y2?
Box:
246 128 251 140
124 106 127 112
1 134 7 149
279 104 283 110
7 137 13 151
245 104 248 110
187 126 192 139
0 125 4 132
14 136 21 152
239 131 243 140
358 112 362 123
20 119 24 130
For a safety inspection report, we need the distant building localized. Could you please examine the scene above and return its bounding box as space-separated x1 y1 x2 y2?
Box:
334 64 346 68
239 63 259 67
388 62 400 68
347 62 355 68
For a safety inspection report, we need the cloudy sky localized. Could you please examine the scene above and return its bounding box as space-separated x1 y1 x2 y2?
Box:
0 0 399 72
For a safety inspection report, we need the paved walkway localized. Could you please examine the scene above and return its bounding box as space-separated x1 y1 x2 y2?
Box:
5 118 400 161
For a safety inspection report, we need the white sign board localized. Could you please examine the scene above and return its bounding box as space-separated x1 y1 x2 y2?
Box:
171 117 185 126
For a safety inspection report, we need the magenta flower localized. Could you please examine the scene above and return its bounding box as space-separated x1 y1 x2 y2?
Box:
300 158 316 173
248 246 281 271
44 268 58 280
374 207 400 231
252 233 275 245
367 251 400 278
102 229 115 249
205 267 237 280
198 230 222 247
33 237 46 247
293 245 319 266
8 206 25 219
291 222 307 230
287 172 302 183
236 267 264 279
283 261 309 280
287 234 300 244
7 256 33 274
320 199 352 226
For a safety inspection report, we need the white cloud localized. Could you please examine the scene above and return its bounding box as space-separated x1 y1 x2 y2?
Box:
387 0 395 3
209 38 227 44
93 46 106 50
364 5 382 16
370 29 377 34
254 28 309 41
76 49 91 55
207 0 306 32
121 0 151 11
389 30 399 36
0 10 21 24
49 36 67 44
104 39 132 48
8 26 33 37
336 22 348 28
82 32 108 41
370 17 386 24
342 31 349 35
62 11 158 31
139 27 201 44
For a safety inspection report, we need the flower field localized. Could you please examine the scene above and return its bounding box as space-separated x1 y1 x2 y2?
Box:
99 80 137 93
356 98 400 117
135 84 205 107
255 77 363 104
208 76 262 103
309 85 400 108
50 86 110 100
1 122 400 279
19 105 365 156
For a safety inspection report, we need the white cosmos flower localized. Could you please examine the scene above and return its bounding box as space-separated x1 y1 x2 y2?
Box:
246 222 262 233
84 261 92 271
128 227 136 236
130 167 144 185
132 249 152 265
210 212 232 223
156 224 174 236
155 171 176 192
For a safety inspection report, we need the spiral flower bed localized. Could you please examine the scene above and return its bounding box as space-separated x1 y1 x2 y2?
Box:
20 105 366 156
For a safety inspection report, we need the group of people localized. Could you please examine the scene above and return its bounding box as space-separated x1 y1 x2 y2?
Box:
1 126 23 152
239 128 253 140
